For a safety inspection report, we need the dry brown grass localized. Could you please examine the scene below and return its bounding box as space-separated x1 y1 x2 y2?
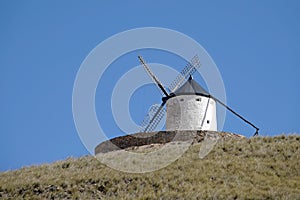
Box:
0 135 299 199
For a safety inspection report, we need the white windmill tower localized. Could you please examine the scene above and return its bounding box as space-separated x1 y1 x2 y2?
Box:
138 55 259 136
166 75 217 131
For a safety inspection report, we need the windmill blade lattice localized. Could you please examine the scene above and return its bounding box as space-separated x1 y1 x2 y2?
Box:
139 103 166 133
168 55 201 93
138 56 169 96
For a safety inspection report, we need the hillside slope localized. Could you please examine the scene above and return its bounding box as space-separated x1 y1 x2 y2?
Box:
1 135 299 199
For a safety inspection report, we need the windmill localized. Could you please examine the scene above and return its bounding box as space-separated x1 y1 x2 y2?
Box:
138 55 259 136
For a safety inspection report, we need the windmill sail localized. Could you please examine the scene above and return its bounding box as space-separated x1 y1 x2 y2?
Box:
139 103 166 133
138 56 169 97
168 55 201 93
139 104 162 130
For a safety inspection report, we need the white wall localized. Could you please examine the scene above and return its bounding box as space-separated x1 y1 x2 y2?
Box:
166 95 217 131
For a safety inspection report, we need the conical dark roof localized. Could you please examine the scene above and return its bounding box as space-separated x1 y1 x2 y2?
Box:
173 76 210 97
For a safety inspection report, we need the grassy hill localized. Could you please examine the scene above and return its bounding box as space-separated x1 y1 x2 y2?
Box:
0 135 299 199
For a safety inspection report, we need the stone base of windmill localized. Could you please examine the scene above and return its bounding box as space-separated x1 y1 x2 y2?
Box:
94 130 245 155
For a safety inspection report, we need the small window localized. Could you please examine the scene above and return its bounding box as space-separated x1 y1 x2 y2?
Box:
196 98 201 102
207 120 210 124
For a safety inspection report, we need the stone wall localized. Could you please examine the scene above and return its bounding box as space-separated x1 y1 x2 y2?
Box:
95 130 244 154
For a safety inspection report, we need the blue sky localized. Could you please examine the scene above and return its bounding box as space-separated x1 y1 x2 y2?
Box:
1 1 300 171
